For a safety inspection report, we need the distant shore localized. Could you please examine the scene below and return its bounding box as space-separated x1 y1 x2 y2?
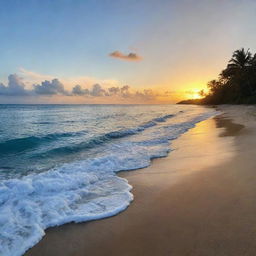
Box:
177 98 203 104
26 105 256 256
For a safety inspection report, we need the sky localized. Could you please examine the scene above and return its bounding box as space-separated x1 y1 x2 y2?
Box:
1 0 256 104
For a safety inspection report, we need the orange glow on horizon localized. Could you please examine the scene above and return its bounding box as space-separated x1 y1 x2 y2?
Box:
181 81 207 100
182 88 205 100
190 90 203 99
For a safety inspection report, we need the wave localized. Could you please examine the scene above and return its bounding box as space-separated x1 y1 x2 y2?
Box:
1 113 174 157
32 121 55 125
0 109 218 256
153 114 174 122
32 114 175 158
0 131 88 155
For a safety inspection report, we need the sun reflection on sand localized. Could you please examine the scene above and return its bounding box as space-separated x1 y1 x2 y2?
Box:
120 116 237 190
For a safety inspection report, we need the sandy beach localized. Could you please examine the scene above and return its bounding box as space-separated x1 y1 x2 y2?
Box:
26 105 256 256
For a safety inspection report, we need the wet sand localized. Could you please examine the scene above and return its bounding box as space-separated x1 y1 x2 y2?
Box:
26 106 256 256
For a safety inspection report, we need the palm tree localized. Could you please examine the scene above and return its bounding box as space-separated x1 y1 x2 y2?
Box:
184 48 256 104
221 48 252 79
219 48 256 97
247 53 256 94
229 48 252 69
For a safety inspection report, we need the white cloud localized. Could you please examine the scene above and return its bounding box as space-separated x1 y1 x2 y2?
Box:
34 79 69 95
72 85 89 96
0 74 28 96
0 70 176 103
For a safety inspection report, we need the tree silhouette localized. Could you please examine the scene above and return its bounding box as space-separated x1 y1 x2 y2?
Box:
191 48 256 104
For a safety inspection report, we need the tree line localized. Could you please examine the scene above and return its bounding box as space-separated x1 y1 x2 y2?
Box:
180 48 256 104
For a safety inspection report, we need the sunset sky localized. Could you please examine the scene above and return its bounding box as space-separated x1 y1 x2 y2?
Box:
1 0 256 103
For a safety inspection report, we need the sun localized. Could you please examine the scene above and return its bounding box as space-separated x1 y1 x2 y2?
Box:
185 89 203 100
191 91 202 99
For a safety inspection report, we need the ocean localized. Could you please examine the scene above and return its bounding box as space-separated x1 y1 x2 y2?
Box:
0 104 217 256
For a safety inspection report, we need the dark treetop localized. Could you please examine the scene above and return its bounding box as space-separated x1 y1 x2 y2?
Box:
178 48 256 105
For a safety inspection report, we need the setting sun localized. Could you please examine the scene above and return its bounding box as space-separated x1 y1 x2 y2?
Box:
184 89 204 100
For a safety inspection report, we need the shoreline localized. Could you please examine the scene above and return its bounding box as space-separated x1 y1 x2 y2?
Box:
26 106 256 256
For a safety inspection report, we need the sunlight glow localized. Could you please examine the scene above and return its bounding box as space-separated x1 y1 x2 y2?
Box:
184 89 204 100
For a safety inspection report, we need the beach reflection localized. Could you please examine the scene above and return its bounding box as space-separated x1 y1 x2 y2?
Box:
122 116 238 188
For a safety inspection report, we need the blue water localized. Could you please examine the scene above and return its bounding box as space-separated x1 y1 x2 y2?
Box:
0 104 216 256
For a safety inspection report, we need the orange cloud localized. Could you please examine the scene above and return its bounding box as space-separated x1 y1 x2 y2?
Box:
109 51 142 61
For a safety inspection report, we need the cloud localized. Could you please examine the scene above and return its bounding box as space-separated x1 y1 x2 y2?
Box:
72 85 89 95
90 84 107 97
72 84 108 97
71 84 159 101
70 83 166 102
33 79 69 95
135 89 156 101
108 86 120 95
120 85 131 98
71 83 171 102
0 73 175 103
0 74 28 96
109 51 142 61
72 84 109 97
